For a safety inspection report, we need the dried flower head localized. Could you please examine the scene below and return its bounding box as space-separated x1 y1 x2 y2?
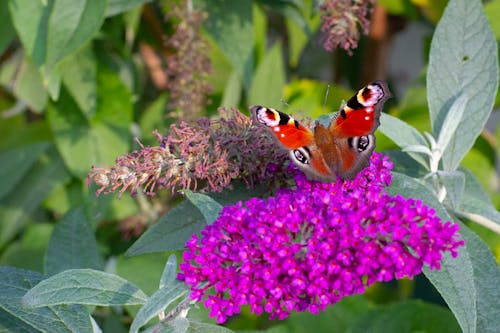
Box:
87 108 289 196
164 1 213 121
178 153 464 323
320 0 375 55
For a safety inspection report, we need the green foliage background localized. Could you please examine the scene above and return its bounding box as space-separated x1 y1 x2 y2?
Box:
0 0 499 332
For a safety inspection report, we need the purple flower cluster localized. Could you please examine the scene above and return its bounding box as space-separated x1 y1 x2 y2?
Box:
178 153 464 323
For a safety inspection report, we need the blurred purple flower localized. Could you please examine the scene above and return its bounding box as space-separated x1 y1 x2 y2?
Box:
178 153 464 323
320 0 375 55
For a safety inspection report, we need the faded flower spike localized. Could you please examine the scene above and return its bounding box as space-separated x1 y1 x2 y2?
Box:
320 0 375 54
178 153 464 323
164 2 213 121
87 108 289 196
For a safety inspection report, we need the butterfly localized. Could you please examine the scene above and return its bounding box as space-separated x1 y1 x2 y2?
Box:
250 80 391 181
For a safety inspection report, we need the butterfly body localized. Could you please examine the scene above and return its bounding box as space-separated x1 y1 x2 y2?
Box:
251 80 391 181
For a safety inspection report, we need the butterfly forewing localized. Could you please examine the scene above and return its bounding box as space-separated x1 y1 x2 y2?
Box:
331 80 390 138
251 106 313 149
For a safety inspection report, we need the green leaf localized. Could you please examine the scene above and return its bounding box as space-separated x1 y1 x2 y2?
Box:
0 142 50 200
379 113 428 168
253 4 267 63
427 0 499 171
48 65 132 178
456 197 500 234
0 266 93 333
139 93 168 145
221 70 242 108
208 181 267 206
388 172 500 333
350 300 460 333
435 93 467 155
62 44 97 118
0 115 51 151
286 17 308 68
285 1 321 68
106 0 152 16
130 280 188 333
283 295 373 333
148 318 234 333
15 55 48 112
125 201 206 256
44 207 104 276
201 0 254 90
384 150 427 178
90 317 103 333
248 42 286 109
378 0 418 17
23 269 148 307
435 170 465 209
183 190 223 225
116 253 173 296
258 0 308 34
455 169 500 232
283 80 352 119
0 223 53 273
0 0 16 55
160 255 179 289
460 167 494 204
45 63 63 100
484 0 500 40
0 148 70 247
427 226 500 333
8 0 107 74
379 113 427 148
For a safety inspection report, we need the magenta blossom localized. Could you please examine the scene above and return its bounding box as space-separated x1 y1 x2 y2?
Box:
178 153 464 323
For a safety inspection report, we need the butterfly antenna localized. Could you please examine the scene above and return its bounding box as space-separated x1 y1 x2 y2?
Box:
280 97 290 108
322 84 330 112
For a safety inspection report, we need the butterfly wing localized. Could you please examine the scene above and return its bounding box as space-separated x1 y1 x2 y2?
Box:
250 106 313 149
330 80 390 138
251 105 335 180
321 81 391 179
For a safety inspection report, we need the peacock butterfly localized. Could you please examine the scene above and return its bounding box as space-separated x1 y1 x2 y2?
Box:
251 80 391 181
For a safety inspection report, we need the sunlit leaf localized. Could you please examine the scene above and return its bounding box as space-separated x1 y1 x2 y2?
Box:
248 42 286 109
8 0 106 75
48 65 133 178
62 44 97 118
427 0 498 171
201 0 254 90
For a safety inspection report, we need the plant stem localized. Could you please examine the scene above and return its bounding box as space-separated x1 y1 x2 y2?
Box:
456 211 500 235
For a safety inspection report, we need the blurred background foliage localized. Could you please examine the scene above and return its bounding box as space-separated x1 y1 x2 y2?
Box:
0 0 499 331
